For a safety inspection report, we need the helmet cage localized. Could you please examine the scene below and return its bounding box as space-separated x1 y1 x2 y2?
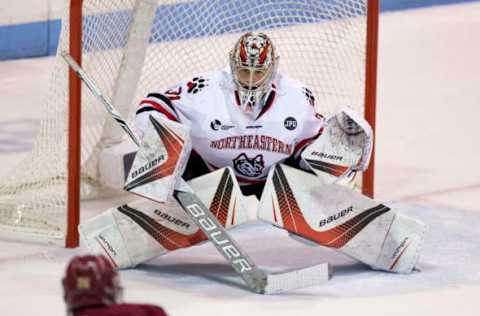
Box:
230 32 278 118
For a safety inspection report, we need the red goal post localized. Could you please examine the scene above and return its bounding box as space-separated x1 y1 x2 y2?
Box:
67 0 83 248
363 0 379 199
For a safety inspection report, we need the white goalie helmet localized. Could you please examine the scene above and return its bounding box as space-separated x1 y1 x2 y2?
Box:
230 32 279 118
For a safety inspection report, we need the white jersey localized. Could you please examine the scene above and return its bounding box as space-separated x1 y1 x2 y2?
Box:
135 71 324 185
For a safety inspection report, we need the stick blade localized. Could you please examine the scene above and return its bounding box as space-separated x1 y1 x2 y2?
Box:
263 263 332 294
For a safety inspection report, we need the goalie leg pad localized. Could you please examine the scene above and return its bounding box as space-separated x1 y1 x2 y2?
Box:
80 197 214 269
79 202 170 269
373 212 426 273
258 164 426 274
337 209 426 273
79 208 137 269
80 167 248 269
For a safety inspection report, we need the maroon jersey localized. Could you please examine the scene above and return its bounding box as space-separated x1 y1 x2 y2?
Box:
73 303 168 316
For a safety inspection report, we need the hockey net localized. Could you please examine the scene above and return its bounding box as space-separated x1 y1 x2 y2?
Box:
0 0 378 246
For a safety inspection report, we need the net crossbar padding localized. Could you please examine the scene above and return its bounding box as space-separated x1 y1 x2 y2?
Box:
0 0 378 246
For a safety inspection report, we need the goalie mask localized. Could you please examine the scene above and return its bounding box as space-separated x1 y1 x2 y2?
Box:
230 32 278 119
63 255 123 312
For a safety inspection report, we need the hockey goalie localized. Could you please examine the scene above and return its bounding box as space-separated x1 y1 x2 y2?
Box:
80 32 426 278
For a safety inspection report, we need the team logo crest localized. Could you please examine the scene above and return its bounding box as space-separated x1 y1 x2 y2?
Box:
284 117 297 130
302 87 315 107
187 77 208 94
233 153 264 177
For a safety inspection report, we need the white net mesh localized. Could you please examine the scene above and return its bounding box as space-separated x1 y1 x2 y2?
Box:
0 0 372 242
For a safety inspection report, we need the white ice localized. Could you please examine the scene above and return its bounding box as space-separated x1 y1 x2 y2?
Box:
1 2 480 316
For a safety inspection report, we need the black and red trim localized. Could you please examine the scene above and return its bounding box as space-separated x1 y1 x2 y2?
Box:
137 93 179 122
118 169 235 250
124 116 184 191
147 93 178 113
304 159 349 177
209 169 235 226
137 100 178 122
118 204 205 251
271 165 389 248
292 127 324 157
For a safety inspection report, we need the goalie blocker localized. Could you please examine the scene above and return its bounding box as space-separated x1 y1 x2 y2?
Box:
258 164 426 273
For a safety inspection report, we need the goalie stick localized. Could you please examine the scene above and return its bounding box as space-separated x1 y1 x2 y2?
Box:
62 51 331 294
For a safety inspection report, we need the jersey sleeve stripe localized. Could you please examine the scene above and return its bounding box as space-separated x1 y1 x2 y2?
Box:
139 98 174 113
147 93 179 114
293 127 324 157
136 101 178 121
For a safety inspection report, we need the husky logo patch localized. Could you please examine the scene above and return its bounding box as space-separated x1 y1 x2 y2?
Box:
233 153 264 177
